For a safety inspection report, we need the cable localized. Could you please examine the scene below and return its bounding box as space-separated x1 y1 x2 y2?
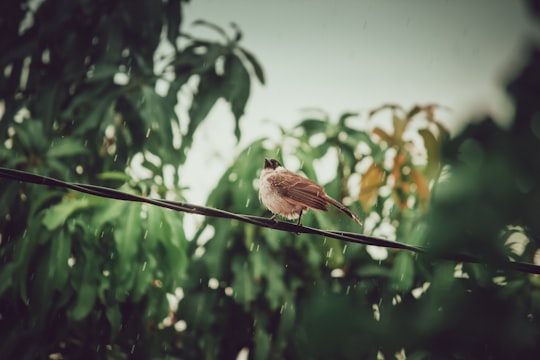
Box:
1 166 539 275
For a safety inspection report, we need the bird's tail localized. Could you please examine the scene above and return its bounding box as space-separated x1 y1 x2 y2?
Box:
324 195 362 224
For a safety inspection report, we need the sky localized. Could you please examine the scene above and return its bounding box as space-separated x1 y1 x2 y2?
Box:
178 0 539 206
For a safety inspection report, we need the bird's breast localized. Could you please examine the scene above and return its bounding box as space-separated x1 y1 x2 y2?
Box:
259 172 304 219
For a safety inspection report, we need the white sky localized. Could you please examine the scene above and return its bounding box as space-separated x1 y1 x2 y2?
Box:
178 0 539 206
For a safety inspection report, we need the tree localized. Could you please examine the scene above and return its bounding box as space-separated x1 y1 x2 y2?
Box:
177 53 540 359
2 0 540 359
0 0 263 358
175 7 540 360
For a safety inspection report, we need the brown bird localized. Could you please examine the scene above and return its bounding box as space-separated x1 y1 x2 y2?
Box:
258 158 361 225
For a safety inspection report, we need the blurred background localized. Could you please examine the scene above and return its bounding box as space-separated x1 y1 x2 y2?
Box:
180 0 539 206
2 0 540 359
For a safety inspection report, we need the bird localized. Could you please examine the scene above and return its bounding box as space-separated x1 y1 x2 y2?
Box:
258 158 362 225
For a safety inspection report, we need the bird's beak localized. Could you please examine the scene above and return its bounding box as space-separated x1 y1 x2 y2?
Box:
264 158 271 168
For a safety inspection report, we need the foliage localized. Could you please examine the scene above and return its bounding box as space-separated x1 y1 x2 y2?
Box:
0 0 262 358
2 0 540 359
175 35 540 360
177 106 452 359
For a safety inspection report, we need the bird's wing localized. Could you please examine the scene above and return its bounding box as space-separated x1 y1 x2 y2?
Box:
268 171 328 211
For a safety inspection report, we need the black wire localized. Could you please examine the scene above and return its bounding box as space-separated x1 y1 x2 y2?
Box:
1 166 540 275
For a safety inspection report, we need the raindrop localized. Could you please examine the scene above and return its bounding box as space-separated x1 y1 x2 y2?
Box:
145 128 151 138
142 262 147 271
326 248 333 258
245 198 251 208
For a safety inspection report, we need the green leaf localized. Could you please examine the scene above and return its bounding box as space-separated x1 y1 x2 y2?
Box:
254 327 271 360
69 250 98 321
239 47 266 84
184 71 222 160
106 305 122 337
13 121 48 153
132 255 155 301
96 171 132 182
139 85 174 145
92 197 127 229
115 202 142 260
337 112 359 126
263 260 286 310
231 256 259 307
42 196 90 231
47 137 89 158
223 54 250 141
0 264 17 296
356 264 392 278
296 118 327 137
86 63 121 83
49 229 72 290
390 252 415 292
418 128 440 180
276 295 296 347
165 0 181 48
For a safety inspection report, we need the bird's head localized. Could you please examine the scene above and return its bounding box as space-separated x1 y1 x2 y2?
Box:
264 158 282 170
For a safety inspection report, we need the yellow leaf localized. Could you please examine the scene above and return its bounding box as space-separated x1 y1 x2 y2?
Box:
372 127 394 145
410 169 430 209
359 163 386 212
392 114 407 144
